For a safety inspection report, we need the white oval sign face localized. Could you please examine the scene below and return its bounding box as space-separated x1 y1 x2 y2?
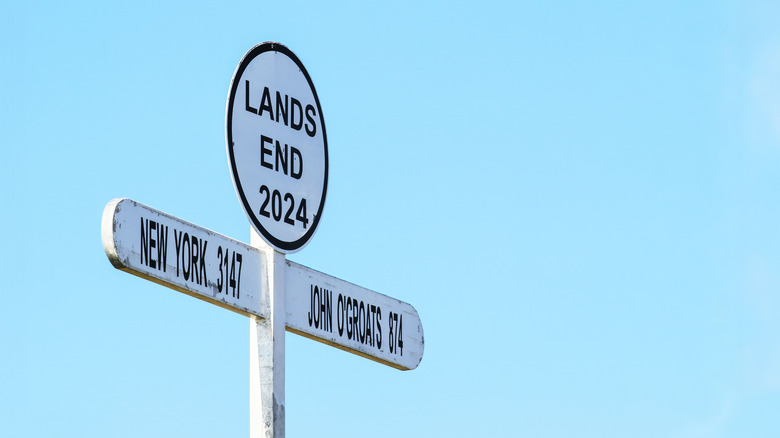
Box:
226 43 328 253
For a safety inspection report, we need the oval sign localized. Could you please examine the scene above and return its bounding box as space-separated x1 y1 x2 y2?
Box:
226 42 328 253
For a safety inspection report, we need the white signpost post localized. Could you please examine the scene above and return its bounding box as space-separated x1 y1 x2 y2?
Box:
101 42 424 438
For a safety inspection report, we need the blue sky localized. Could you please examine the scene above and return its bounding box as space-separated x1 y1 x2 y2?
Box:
2 1 780 437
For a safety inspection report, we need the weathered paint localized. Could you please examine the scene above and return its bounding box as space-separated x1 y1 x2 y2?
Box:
249 229 285 438
285 261 424 370
101 198 268 319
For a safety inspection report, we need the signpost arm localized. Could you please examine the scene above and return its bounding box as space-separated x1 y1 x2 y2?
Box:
249 228 285 438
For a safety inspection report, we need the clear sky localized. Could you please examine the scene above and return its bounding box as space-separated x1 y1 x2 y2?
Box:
2 1 780 437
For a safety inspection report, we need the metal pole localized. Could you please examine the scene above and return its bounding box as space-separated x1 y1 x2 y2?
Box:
249 228 285 438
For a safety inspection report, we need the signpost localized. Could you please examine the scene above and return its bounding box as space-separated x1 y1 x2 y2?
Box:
102 42 424 438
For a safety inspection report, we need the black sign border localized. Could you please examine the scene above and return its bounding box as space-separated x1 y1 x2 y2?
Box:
226 42 328 253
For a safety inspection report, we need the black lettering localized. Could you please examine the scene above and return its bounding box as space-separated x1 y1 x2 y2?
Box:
352 298 359 341
290 147 303 180
398 314 403 356
276 91 288 126
157 223 168 272
376 307 382 349
182 233 190 281
316 286 323 328
174 229 182 276
318 287 325 329
191 236 200 284
290 97 303 130
245 80 258 114
346 297 353 339
308 285 314 327
199 239 207 284
271 190 282 221
259 185 271 217
370 305 378 347
149 220 157 269
305 104 317 137
359 301 366 344
389 312 395 353
235 252 242 299
365 304 373 347
325 288 332 333
259 86 274 120
260 135 273 170
275 140 288 175
314 286 324 328
283 193 295 225
217 246 224 292
337 294 344 336
229 251 236 293
140 218 149 266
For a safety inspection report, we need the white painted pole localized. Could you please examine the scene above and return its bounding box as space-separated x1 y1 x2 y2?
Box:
249 228 285 438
